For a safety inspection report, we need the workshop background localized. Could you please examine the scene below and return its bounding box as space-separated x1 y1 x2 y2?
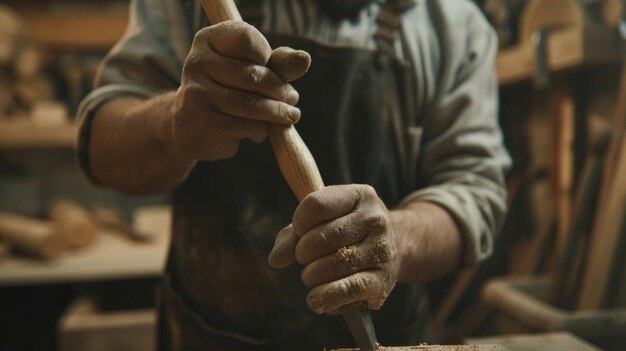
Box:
0 0 625 350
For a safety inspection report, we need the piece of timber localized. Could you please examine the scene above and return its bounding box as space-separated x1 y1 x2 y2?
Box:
577 60 626 309
0 241 9 260
19 8 128 50
497 0 621 86
331 345 507 351
49 199 97 248
0 212 66 259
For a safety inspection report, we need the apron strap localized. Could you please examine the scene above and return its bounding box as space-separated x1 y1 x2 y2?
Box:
374 0 415 57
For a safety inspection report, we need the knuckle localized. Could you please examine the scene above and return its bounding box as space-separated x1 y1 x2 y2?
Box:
246 65 264 84
358 184 378 199
193 26 212 43
239 24 259 50
305 193 328 217
364 212 389 232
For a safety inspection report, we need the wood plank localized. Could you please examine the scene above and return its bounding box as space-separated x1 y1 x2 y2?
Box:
332 346 507 351
550 81 575 253
468 332 600 351
578 62 626 309
0 120 76 148
577 133 626 308
497 25 619 86
59 297 155 351
19 9 128 50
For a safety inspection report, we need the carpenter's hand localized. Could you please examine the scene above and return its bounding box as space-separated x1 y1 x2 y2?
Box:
269 185 399 314
171 21 310 160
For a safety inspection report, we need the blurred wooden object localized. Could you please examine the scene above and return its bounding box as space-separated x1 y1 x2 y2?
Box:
497 0 622 85
578 70 626 308
0 119 76 148
0 212 66 260
332 346 507 351
0 5 25 66
548 132 608 309
0 241 9 260
50 200 97 248
20 8 128 50
59 297 155 351
468 332 601 351
549 80 575 253
92 208 154 242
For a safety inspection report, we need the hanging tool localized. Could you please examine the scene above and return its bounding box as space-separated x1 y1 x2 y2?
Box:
200 0 378 349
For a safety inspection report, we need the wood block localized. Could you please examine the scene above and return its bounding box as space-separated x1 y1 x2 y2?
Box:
49 199 97 248
332 346 507 351
59 297 155 351
0 212 66 259
468 332 600 351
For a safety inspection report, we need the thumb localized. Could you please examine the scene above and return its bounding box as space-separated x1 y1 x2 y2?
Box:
268 47 311 82
268 223 298 268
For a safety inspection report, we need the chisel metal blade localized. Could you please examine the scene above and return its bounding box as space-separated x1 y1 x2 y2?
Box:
341 303 378 351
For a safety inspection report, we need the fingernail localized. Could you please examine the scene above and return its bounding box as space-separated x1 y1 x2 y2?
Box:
286 89 299 105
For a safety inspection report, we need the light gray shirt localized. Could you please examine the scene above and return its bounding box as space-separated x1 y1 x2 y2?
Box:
77 0 511 266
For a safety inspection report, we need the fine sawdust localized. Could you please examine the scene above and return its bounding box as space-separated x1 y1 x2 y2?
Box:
331 344 507 350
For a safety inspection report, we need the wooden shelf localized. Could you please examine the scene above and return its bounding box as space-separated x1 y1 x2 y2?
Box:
497 26 622 86
0 206 170 286
0 120 76 149
20 8 128 50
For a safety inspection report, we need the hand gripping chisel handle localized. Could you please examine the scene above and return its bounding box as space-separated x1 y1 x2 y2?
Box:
201 1 378 350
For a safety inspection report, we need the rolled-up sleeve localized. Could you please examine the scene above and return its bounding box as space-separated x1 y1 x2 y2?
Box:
76 0 184 183
401 1 511 266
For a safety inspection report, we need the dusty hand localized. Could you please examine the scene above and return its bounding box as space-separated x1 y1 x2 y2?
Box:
269 185 399 314
171 21 310 160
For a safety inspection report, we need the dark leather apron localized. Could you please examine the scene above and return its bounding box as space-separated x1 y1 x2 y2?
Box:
158 2 428 350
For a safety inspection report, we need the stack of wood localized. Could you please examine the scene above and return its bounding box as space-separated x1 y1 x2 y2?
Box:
547 61 626 311
429 0 626 343
0 4 62 122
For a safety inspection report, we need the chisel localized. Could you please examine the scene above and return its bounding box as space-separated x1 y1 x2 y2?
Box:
201 0 378 349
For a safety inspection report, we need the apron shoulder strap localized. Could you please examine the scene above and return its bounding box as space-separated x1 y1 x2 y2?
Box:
374 0 415 56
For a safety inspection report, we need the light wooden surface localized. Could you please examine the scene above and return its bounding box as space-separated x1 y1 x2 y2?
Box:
496 26 618 85
333 346 507 351
20 8 128 50
0 206 170 286
59 297 155 351
467 332 600 351
0 120 76 148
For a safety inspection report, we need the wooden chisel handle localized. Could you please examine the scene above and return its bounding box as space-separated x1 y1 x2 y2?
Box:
200 0 325 201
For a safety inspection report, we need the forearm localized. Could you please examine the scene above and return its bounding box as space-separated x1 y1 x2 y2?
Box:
390 201 462 283
89 92 195 195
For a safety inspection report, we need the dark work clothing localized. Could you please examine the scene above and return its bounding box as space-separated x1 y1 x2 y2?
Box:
76 0 511 349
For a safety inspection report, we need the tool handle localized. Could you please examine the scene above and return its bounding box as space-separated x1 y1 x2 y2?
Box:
201 0 325 201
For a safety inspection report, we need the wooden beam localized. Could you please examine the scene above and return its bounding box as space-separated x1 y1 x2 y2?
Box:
578 61 626 309
0 120 76 149
19 9 128 50
497 25 620 86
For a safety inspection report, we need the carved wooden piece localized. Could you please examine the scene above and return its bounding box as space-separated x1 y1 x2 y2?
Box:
49 200 97 248
0 212 66 259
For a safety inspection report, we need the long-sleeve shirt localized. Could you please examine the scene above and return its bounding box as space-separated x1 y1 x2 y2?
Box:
77 0 511 266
